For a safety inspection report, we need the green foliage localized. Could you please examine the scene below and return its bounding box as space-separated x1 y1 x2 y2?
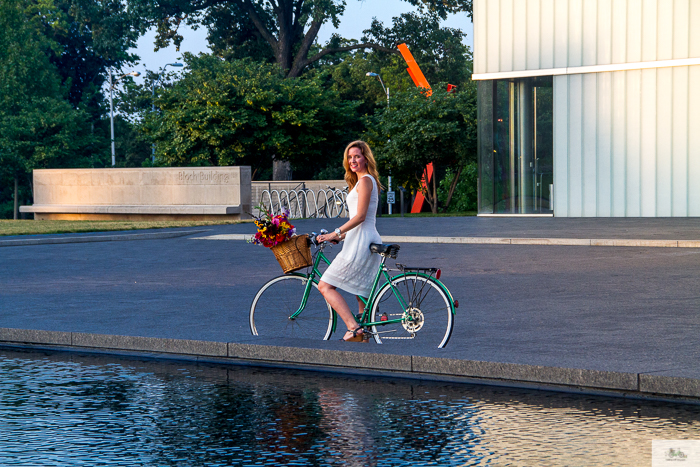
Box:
312 162 345 181
0 0 99 176
1 97 103 170
141 54 359 179
0 0 110 217
365 82 477 213
308 53 388 120
0 0 63 111
47 0 142 117
203 2 277 64
438 162 477 212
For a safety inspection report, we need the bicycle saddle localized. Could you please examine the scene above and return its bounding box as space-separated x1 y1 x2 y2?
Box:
370 243 400 258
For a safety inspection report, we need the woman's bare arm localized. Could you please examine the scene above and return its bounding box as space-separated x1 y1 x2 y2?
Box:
317 176 374 243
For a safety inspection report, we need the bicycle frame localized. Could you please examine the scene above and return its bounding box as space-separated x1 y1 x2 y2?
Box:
286 243 456 335
358 256 456 328
285 246 332 319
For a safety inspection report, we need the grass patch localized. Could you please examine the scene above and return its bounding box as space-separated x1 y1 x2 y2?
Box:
0 212 476 236
380 211 477 218
0 219 251 237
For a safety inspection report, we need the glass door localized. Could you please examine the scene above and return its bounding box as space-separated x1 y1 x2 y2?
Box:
477 77 553 214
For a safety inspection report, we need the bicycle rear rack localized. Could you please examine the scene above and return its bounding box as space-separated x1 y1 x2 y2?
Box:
396 264 438 275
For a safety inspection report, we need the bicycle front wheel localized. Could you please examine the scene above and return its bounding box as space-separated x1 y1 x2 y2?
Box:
250 275 334 340
370 275 454 348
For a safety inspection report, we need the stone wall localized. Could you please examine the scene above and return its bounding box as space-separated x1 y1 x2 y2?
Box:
21 167 251 221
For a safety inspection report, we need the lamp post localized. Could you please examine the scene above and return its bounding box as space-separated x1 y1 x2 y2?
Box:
109 69 140 166
366 72 393 214
151 62 184 162
366 72 389 108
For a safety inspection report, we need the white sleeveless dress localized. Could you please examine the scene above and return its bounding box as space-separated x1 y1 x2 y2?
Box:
321 174 382 297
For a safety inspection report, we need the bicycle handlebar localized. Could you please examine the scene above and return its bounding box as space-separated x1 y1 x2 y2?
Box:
309 229 329 247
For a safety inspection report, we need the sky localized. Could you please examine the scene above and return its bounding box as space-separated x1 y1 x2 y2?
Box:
128 0 474 84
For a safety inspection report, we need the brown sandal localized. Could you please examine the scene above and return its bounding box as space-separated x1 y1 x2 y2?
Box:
342 326 365 342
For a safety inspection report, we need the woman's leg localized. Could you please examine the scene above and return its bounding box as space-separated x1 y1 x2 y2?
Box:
318 280 360 337
356 296 365 316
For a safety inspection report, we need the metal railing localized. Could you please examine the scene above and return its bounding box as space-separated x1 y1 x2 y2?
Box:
258 185 348 219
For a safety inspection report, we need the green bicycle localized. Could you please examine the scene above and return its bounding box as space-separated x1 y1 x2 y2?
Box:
249 232 458 348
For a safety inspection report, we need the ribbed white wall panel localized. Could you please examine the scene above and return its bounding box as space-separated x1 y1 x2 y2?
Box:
688 66 700 216
540 0 555 68
672 67 689 216
473 0 700 75
554 66 700 217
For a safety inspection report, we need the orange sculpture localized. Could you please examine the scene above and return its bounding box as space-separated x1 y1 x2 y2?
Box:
397 43 434 213
397 43 431 93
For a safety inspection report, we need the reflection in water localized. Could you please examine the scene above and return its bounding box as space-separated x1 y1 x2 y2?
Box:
0 349 697 466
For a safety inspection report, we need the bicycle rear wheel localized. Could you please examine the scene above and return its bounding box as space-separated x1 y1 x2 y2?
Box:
250 275 334 340
370 275 454 348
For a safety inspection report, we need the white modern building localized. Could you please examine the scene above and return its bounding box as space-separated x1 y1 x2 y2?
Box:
472 0 700 217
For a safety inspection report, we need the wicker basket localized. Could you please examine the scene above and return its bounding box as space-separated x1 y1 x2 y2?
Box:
271 234 312 274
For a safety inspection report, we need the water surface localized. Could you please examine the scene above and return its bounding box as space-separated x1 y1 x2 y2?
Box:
0 349 698 466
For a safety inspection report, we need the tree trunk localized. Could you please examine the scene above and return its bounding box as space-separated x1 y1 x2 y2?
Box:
13 176 18 220
244 0 398 78
272 158 292 181
443 164 463 212
419 167 436 214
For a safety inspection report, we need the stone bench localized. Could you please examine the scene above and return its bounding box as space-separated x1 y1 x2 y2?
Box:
20 167 251 221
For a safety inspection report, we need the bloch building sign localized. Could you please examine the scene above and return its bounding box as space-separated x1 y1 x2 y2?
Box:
178 170 232 184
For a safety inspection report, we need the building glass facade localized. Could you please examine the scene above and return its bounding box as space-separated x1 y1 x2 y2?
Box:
477 77 553 215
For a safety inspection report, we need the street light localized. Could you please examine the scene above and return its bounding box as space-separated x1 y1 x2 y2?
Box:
366 72 389 108
366 72 393 214
108 70 140 167
151 63 184 162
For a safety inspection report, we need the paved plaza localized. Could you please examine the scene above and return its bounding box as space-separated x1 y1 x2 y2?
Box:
1 216 699 399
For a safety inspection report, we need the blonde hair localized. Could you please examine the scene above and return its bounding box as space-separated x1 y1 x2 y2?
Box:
343 140 383 191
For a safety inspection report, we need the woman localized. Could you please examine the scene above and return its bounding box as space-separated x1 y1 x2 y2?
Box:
317 140 382 342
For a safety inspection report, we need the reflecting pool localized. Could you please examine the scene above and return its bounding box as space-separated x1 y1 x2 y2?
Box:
0 348 698 466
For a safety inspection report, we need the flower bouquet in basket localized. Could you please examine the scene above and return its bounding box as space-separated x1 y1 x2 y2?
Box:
251 206 311 274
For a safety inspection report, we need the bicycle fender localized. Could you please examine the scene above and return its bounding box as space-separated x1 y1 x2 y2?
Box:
386 273 457 315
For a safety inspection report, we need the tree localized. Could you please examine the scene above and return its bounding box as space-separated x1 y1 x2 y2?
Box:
140 54 358 179
128 0 472 78
0 0 103 218
366 83 477 213
45 0 143 118
1 98 102 171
